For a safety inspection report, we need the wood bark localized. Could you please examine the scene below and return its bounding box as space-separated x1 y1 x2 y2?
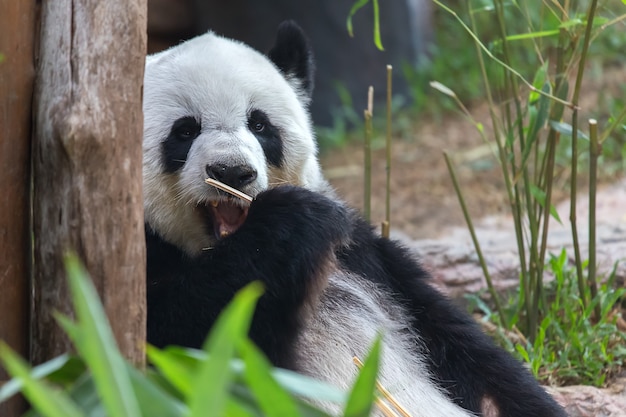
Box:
0 0 37 415
32 0 147 365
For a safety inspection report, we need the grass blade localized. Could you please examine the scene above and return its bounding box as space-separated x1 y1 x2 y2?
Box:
62 253 141 417
188 282 263 417
146 345 195 397
126 364 187 417
0 354 71 401
239 338 302 416
0 342 85 417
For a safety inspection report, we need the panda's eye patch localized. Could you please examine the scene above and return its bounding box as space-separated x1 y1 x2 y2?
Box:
247 111 268 133
247 109 283 168
171 117 201 141
162 116 200 173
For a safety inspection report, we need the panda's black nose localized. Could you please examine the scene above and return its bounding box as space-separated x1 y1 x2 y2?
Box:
206 163 257 188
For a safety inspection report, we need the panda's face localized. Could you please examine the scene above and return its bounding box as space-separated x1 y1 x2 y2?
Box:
143 24 327 255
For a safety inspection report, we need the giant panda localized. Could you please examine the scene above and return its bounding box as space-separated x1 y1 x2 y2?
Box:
143 21 567 417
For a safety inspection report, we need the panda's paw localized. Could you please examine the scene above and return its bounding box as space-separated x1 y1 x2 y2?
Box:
247 185 353 248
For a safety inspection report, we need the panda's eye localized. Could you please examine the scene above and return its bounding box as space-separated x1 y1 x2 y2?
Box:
171 117 201 141
251 121 265 133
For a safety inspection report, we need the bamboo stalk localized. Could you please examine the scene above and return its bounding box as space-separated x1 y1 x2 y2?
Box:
494 0 545 339
353 356 411 417
382 65 393 238
468 4 525 331
570 0 599 309
444 152 505 325
588 118 601 319
364 86 374 222
204 178 253 203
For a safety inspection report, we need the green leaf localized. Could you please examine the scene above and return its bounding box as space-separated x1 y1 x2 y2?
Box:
188 282 264 417
504 29 560 42
343 336 382 417
346 0 384 50
522 82 551 169
146 345 195 397
515 344 530 364
558 18 584 29
529 185 562 224
154 347 346 406
0 354 72 401
224 396 259 417
126 364 188 417
548 120 589 140
429 81 456 98
529 61 549 103
346 0 370 37
62 253 141 417
239 338 302 417
0 342 85 417
273 367 345 405
371 0 384 51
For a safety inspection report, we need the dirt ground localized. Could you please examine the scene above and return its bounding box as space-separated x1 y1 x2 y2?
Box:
320 65 626 240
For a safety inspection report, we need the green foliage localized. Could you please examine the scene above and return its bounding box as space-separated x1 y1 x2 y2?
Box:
469 250 626 387
347 0 384 51
0 256 382 417
437 0 625 327
435 0 626 386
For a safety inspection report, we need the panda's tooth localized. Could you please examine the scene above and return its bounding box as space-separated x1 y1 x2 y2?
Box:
220 230 230 238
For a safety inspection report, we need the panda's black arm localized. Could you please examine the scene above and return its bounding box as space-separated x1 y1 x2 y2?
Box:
147 186 350 369
208 186 351 367
338 220 567 417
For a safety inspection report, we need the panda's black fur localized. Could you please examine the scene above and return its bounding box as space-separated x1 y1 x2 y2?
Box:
144 21 567 417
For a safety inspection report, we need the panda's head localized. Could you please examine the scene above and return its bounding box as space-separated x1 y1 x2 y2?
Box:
143 21 330 256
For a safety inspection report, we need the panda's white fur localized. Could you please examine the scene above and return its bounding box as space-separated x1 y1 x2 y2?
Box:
143 22 566 417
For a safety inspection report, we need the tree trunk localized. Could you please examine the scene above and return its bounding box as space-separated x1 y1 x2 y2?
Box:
0 1 37 415
32 0 147 366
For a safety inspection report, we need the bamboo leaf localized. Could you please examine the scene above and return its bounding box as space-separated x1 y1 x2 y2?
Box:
504 29 560 42
523 83 552 169
372 0 384 50
346 0 370 37
346 0 384 50
529 61 549 103
529 185 562 224
558 18 584 29
549 120 589 140
429 81 456 97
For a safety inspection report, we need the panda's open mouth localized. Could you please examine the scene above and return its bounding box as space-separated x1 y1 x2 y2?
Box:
202 199 249 240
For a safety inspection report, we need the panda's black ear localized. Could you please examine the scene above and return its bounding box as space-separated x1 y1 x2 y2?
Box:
268 20 315 100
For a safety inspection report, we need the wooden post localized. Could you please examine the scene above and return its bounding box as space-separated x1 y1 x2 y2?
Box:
31 0 147 366
0 0 37 415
